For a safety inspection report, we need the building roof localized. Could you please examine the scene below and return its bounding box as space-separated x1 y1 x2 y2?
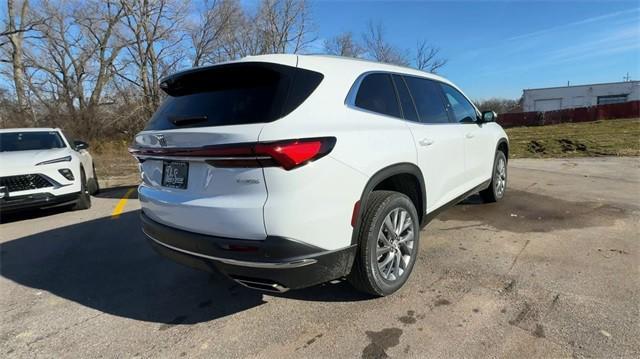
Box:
524 80 639 93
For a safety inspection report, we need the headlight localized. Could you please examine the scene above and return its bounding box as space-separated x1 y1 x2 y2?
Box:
36 156 72 166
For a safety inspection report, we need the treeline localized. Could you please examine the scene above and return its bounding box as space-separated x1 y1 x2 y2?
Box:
0 0 448 140
474 98 523 115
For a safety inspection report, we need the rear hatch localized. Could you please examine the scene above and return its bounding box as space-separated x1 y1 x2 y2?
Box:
132 60 323 240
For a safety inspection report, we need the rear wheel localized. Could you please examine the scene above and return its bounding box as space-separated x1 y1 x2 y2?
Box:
480 150 507 203
348 191 420 296
73 168 92 210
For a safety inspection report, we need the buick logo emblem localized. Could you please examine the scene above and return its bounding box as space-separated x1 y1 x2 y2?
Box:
155 134 167 147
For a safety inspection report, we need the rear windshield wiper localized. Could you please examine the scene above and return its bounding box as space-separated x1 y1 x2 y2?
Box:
170 116 208 127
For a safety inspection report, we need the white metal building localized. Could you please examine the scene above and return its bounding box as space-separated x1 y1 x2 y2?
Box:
522 81 640 112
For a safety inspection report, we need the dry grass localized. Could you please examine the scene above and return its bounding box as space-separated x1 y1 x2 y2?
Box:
91 139 139 182
506 119 640 159
89 119 640 181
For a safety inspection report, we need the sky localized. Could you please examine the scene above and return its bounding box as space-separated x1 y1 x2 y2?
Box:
302 0 640 100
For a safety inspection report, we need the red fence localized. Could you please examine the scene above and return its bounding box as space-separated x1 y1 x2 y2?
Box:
497 100 640 128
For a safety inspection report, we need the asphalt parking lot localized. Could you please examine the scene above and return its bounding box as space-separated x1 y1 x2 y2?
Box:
1 157 638 358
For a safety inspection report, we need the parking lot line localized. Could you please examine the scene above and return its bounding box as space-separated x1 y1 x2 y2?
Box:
111 188 135 219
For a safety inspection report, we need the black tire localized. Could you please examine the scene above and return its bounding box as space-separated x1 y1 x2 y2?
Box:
73 168 92 210
348 190 420 296
480 150 507 203
88 163 100 195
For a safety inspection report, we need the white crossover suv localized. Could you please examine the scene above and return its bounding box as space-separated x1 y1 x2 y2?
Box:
0 128 99 213
131 54 508 296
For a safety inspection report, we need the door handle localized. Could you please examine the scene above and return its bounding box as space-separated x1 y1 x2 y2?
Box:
419 138 434 146
465 133 475 139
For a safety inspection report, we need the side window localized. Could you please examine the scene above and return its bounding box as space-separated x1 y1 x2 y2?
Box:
354 73 401 118
391 74 419 122
440 84 478 123
403 76 449 124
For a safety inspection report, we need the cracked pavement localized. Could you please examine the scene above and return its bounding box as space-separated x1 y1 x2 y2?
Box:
1 157 639 358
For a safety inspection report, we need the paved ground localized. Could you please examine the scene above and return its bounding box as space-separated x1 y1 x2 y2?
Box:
1 157 638 358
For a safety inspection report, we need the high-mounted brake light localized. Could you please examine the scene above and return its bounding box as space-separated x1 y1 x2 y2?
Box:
129 137 336 171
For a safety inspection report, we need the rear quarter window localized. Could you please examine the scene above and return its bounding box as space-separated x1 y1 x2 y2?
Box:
145 63 323 130
354 73 401 118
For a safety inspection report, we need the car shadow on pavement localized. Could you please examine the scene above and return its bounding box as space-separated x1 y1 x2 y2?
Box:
0 210 368 325
0 205 74 224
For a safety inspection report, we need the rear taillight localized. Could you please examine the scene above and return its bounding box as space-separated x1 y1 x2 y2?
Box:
130 137 336 171
254 139 333 170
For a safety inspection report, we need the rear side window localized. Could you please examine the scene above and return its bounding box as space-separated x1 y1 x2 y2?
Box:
392 74 419 122
440 83 478 123
403 76 450 124
354 73 401 118
145 63 323 130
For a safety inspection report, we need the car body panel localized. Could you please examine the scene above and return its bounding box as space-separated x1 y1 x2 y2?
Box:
134 125 269 239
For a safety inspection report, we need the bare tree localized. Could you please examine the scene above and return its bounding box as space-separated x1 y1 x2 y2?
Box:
2 0 31 110
189 0 241 66
474 98 522 114
414 40 447 73
362 21 408 66
119 0 189 117
1 0 451 138
323 31 363 58
19 0 127 136
255 0 315 54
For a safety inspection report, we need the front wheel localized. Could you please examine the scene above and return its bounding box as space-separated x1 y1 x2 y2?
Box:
348 191 420 296
73 168 92 210
480 151 507 203
88 163 100 195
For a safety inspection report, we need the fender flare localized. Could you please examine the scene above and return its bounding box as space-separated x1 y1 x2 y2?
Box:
495 137 509 160
350 163 426 245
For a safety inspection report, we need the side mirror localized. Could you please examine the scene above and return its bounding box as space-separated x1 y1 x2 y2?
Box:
74 140 89 150
481 110 498 123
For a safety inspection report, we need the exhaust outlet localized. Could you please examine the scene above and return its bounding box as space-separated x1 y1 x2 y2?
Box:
234 278 289 293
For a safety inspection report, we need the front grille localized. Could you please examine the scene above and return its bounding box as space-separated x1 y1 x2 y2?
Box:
0 174 54 192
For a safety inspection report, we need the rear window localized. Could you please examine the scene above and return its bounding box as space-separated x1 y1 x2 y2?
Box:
0 131 66 152
145 63 323 130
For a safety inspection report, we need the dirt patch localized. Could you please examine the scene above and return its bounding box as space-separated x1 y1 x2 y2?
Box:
558 139 587 153
398 310 417 325
438 190 626 233
362 328 403 359
527 140 545 154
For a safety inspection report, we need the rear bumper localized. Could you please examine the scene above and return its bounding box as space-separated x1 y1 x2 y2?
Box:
0 192 79 212
141 212 356 291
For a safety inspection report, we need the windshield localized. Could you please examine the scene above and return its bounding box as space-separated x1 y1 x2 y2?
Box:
0 131 66 152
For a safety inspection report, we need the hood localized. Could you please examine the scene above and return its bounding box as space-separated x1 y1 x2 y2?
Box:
0 148 73 172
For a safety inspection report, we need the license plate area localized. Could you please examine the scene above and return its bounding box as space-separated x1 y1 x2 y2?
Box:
161 161 189 189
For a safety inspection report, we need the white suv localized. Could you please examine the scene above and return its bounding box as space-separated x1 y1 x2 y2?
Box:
0 128 98 212
131 54 508 296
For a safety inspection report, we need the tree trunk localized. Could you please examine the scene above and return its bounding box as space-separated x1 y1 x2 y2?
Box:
6 0 29 111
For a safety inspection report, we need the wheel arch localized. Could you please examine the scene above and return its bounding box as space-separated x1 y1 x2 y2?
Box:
496 137 509 160
351 163 426 245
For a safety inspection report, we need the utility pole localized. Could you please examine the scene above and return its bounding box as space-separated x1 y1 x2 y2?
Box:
623 72 631 82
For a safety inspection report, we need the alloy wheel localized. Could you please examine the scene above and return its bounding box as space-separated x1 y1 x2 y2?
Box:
376 208 415 281
495 157 506 197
